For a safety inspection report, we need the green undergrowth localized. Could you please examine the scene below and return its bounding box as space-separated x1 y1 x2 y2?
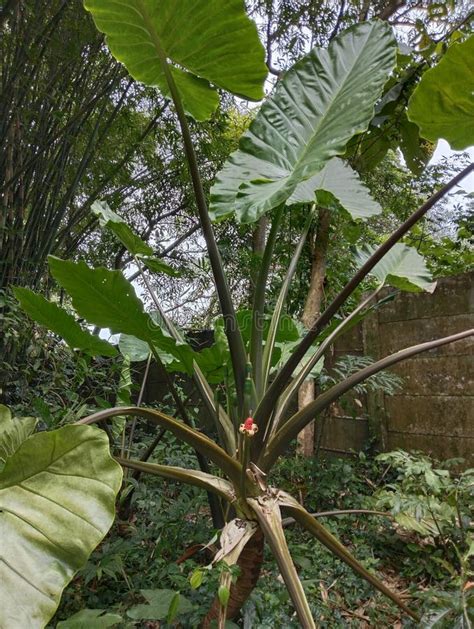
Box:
52 439 470 628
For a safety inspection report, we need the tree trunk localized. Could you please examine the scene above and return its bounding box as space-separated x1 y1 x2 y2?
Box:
249 215 268 303
297 207 331 456
202 527 264 627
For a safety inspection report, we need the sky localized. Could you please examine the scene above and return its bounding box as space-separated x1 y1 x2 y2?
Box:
430 140 474 193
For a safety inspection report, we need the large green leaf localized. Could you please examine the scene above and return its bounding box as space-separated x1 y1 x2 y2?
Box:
210 21 397 222
118 325 229 381
0 425 122 628
408 35 474 150
190 330 229 384
13 287 117 357
398 114 432 176
0 405 37 469
118 333 151 362
287 157 381 219
217 309 300 348
356 243 436 292
48 257 150 338
48 257 195 372
127 589 193 621
118 332 184 370
57 609 123 629
92 201 153 256
84 0 267 121
119 311 181 367
92 202 179 277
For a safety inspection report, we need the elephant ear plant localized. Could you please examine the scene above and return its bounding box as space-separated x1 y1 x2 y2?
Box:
0 405 122 628
8 2 474 626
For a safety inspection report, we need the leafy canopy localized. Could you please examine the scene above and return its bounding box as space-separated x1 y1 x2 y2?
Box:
408 34 474 150
83 0 267 120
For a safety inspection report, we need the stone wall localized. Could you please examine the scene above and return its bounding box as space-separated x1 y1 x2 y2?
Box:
324 272 473 465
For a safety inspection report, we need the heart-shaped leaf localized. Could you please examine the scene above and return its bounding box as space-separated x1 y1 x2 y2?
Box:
0 425 122 628
127 589 193 620
13 287 117 357
48 257 196 372
84 0 267 120
56 608 123 629
0 405 37 468
408 35 474 150
356 243 436 292
210 21 397 222
287 158 381 219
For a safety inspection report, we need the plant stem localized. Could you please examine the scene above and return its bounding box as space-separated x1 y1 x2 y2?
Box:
271 284 383 437
454 484 466 546
126 352 152 459
254 162 474 428
285 501 420 621
249 497 317 628
133 255 235 453
282 509 394 527
77 406 245 497
239 435 251 499
116 457 234 502
251 210 313 456
143 12 248 413
136 264 226 526
250 205 284 399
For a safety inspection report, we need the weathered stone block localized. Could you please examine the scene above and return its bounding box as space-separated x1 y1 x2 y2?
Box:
390 355 473 396
378 314 473 357
385 395 474 436
378 272 473 323
333 323 364 352
319 415 369 453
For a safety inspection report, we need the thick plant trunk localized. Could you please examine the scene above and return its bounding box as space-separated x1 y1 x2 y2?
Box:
202 527 264 627
297 207 331 456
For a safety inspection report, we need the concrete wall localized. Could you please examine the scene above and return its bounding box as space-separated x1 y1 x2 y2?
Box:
326 272 473 464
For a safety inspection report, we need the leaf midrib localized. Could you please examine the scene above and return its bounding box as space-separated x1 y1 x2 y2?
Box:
237 22 389 213
0 556 55 602
286 23 378 185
